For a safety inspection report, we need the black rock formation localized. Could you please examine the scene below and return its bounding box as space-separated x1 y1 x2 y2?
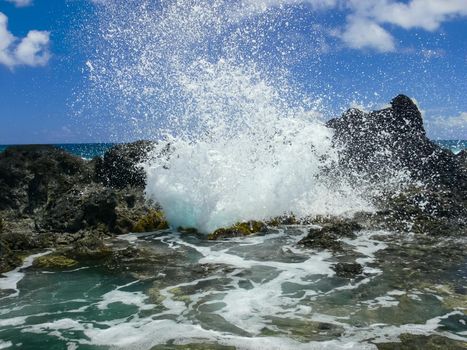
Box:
0 142 160 273
95 140 154 189
327 95 466 191
327 95 466 236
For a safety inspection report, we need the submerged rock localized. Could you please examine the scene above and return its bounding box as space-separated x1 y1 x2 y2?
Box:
208 221 267 240
376 333 467 350
333 262 363 278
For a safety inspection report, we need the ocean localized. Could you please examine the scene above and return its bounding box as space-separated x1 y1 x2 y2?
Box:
0 143 115 159
0 140 465 159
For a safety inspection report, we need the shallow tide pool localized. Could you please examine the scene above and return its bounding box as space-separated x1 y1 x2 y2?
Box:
0 228 466 349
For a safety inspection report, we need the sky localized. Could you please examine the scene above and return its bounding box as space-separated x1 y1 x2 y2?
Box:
0 0 466 144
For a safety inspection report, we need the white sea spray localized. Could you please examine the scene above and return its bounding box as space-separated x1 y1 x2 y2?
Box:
82 1 416 232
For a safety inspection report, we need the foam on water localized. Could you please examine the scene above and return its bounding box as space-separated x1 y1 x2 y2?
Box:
0 251 50 299
2 229 464 349
0 341 12 350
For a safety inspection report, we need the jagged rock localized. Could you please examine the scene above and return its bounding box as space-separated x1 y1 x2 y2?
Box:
0 145 93 213
0 144 166 273
327 95 467 236
327 95 467 191
94 140 154 189
0 240 22 274
298 220 362 251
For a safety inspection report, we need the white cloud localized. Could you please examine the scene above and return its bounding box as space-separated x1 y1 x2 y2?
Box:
234 0 467 53
15 30 50 66
425 112 467 139
338 16 395 52
350 0 467 31
5 0 33 7
0 12 50 69
0 12 16 67
336 0 467 51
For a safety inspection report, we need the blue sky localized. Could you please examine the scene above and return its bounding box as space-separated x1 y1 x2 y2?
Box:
0 0 466 144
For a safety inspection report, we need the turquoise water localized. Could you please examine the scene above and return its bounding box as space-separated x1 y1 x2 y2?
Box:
0 143 115 159
0 229 465 349
433 140 467 154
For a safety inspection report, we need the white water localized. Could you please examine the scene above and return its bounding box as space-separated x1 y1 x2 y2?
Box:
144 59 373 232
0 251 50 299
1 230 464 349
86 1 380 233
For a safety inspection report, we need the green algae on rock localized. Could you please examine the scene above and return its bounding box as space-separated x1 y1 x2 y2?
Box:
33 254 78 269
208 221 267 240
132 210 169 233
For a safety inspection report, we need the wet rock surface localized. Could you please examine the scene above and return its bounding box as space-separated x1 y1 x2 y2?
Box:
327 95 467 191
333 262 363 278
327 94 467 237
298 219 362 251
0 142 159 272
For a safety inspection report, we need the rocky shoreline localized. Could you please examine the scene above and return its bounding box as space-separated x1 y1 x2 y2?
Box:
0 95 466 275
0 141 168 273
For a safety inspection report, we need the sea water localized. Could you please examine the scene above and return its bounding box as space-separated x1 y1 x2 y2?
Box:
0 228 466 349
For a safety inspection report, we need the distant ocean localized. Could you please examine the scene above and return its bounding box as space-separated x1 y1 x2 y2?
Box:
0 140 466 159
0 143 115 159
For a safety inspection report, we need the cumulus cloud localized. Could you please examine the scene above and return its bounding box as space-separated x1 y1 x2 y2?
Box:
349 0 467 31
425 112 467 139
0 12 50 68
236 0 467 53
337 0 467 51
5 0 32 7
338 16 395 52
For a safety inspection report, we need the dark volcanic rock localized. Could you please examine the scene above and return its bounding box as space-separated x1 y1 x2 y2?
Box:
327 95 467 191
457 150 467 170
327 95 467 236
0 143 165 273
0 145 92 213
95 140 154 189
333 262 363 278
0 240 22 274
298 220 362 251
